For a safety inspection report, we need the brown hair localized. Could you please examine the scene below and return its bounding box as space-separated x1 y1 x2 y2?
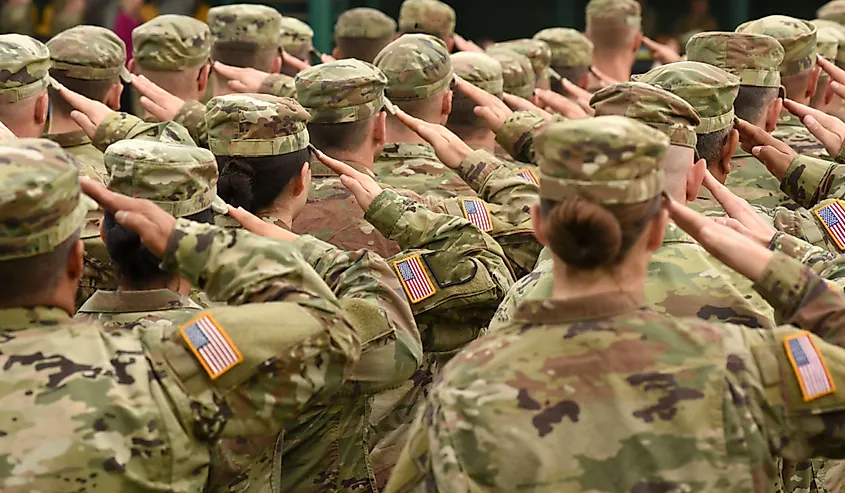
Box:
335 35 394 63
308 117 374 154
212 41 279 71
48 72 119 117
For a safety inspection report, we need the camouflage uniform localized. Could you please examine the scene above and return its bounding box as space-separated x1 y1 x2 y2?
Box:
334 7 397 64
0 138 361 492
584 0 642 91
133 15 211 72
397 0 455 43
489 39 552 90
533 27 593 85
279 16 314 58
0 34 50 113
384 115 845 493
486 47 536 100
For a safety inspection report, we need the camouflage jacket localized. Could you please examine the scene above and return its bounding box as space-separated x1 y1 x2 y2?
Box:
258 73 297 98
44 130 107 183
374 142 478 200
173 100 208 148
773 112 830 160
385 252 845 492
493 110 550 165
0 219 360 493
74 288 203 330
724 147 798 210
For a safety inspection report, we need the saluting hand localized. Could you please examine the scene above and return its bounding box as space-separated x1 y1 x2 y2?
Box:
395 109 474 169
313 148 383 211
228 206 299 241
455 76 513 133
57 84 113 138
700 169 777 246
735 119 796 181
536 88 590 119
783 98 845 158
213 61 271 93
132 75 185 121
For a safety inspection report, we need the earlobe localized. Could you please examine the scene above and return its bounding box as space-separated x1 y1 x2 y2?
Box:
35 93 49 125
107 84 124 111
441 90 453 124
197 63 211 94
646 210 668 252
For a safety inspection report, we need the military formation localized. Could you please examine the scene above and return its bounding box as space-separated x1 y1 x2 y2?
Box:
9 0 845 491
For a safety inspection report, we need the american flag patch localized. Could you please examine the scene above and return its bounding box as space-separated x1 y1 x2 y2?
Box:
180 314 243 380
460 198 493 232
516 168 539 185
393 255 436 304
814 200 845 251
784 332 835 401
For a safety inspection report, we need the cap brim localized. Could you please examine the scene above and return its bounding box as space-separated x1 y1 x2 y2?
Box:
382 95 397 115
118 66 132 84
80 192 99 213
211 194 229 215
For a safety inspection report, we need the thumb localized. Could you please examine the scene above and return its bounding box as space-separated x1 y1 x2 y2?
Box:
228 80 252 93
139 96 167 120
70 110 97 137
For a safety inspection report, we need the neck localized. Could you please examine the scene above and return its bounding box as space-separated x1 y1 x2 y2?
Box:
454 130 495 153
385 117 432 145
323 145 375 171
550 254 647 301
591 54 632 83
48 112 83 135
260 199 297 227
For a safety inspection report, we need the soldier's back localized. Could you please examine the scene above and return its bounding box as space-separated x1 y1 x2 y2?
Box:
773 113 830 159
376 143 476 200
725 150 797 210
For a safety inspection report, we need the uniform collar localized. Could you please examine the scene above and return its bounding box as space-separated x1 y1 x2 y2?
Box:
77 289 201 314
0 306 72 331
380 142 438 161
214 211 292 231
513 290 646 325
44 130 93 148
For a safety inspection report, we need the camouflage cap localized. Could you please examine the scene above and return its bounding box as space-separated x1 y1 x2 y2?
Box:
375 34 453 101
490 39 551 81
451 52 504 95
536 115 668 205
0 34 51 103
208 4 282 49
105 140 218 217
533 28 593 68
398 0 456 40
590 82 701 148
486 47 536 99
279 16 314 54
132 15 211 71
686 32 784 88
585 0 642 29
736 16 818 76
818 28 840 61
206 93 310 157
296 59 391 124
335 7 397 40
48 26 131 82
812 20 845 64
0 138 92 260
818 0 845 26
634 61 740 134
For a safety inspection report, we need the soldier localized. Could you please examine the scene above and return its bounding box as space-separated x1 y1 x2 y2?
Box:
0 34 50 138
279 16 314 77
534 27 594 94
384 115 845 493
812 27 840 110
0 137 361 491
333 7 397 63
446 52 505 158
486 48 536 101
584 0 642 90
397 0 456 52
810 19 845 120
819 0 845 26
489 39 552 90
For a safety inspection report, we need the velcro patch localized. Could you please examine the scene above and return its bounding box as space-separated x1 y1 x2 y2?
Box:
784 331 835 402
393 255 436 304
460 198 493 232
516 168 539 185
813 200 845 251
180 313 243 380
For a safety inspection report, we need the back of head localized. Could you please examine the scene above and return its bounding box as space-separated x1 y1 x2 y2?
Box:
812 19 845 67
279 16 314 59
208 4 282 72
585 0 642 53
448 52 503 136
489 39 551 87
0 34 52 124
334 7 397 63
486 48 536 99
206 93 311 213
398 0 456 43
132 15 211 73
536 116 668 270
818 0 845 26
534 28 593 83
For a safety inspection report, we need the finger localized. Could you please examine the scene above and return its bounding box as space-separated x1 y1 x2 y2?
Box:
70 110 97 137
139 96 168 120
456 77 496 105
320 53 337 64
131 75 168 99
752 145 790 172
827 81 838 106
80 178 139 213
802 114 842 152
641 36 659 51
227 205 268 232
58 86 94 113
394 109 424 133
832 81 845 101
114 210 157 237
339 174 369 205
282 51 309 73
818 55 845 85
211 61 245 79
315 149 361 178
227 80 252 93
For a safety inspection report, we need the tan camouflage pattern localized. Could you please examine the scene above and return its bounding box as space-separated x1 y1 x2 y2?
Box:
535 116 669 204
92 111 198 153
818 28 840 60
773 112 830 159
819 0 845 26
781 153 845 212
720 148 796 210
686 32 784 88
375 34 453 101
494 109 547 164
258 72 298 99
208 4 283 48
375 143 477 200
635 61 740 134
0 34 51 103
44 130 107 183
533 28 593 68
736 16 818 76
489 39 552 83
296 59 389 124
397 0 456 40
450 52 504 95
47 25 130 82
335 7 397 40
486 48 536 99
205 93 311 157
279 16 314 55
585 0 642 28
812 19 845 64
590 81 701 148
132 15 212 71
75 289 203 331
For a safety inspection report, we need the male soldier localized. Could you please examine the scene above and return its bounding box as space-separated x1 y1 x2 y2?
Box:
0 34 50 138
0 138 361 491
534 27 594 94
486 47 537 100
819 0 845 26
489 39 552 90
584 0 642 90
279 16 314 77
446 52 506 159
397 0 456 52
812 28 840 110
333 7 397 63
737 16 828 158
810 19 845 120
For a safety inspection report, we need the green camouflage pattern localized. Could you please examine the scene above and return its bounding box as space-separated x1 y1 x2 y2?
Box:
207 4 282 48
258 72 298 99
75 289 203 331
773 112 830 159
0 34 51 103
819 0 845 27
132 14 212 71
494 109 548 164
173 99 211 147
296 59 389 124
397 0 456 40
818 28 840 60
47 25 130 81
781 153 845 212
635 61 740 134
450 52 504 95
335 7 397 40
43 130 107 183
206 93 311 157
375 143 477 200
489 39 552 83
721 148 797 209
590 81 701 149
279 16 314 55
585 0 642 28
533 28 593 68
736 16 818 76
811 20 845 65
486 48 536 99
375 34 453 101
686 32 784 88
535 116 669 205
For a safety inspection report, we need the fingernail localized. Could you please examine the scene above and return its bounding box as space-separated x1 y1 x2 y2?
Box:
752 146 761 156
115 211 128 222
804 115 817 126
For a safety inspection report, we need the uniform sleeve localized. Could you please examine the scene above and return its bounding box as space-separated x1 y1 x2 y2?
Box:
770 232 836 268
454 149 539 225
494 110 548 165
780 155 840 209
92 111 198 152
258 74 297 98
173 100 208 148
382 405 435 493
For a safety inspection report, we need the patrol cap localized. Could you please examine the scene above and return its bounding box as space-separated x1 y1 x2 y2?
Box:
296 59 392 123
736 16 818 76
375 34 453 101
398 0 456 40
206 93 311 157
208 4 282 49
0 34 52 103
818 28 840 61
534 28 593 68
0 138 93 260
451 52 504 95
279 16 314 54
105 140 218 217
535 115 669 205
585 0 642 29
819 0 845 25
486 47 536 99
48 26 131 83
812 19 845 64
590 82 701 148
132 15 211 71
686 32 784 88
490 39 551 81
335 7 397 40
635 61 740 134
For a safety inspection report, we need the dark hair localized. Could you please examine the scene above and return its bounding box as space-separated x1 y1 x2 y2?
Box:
103 208 214 288
550 65 589 95
308 117 373 154
0 232 80 307
216 148 310 213
446 90 490 136
733 85 779 124
212 42 279 72
335 35 395 63
48 72 119 116
540 196 660 270
696 127 731 169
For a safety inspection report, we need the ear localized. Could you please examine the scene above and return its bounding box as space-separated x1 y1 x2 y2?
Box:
631 31 644 55
67 238 84 284
372 112 387 150
446 36 456 53
766 97 783 133
99 218 106 244
530 203 549 247
293 162 311 197
128 59 137 74
105 82 123 111
332 46 341 60
685 157 707 201
720 128 739 176
197 63 211 96
440 89 453 125
806 66 822 100
270 55 283 74
644 209 668 253
34 92 49 126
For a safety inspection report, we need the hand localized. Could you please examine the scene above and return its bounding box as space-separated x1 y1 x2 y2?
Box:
502 93 552 121
642 37 682 64
536 88 590 119
57 84 113 138
453 33 484 53
783 98 845 157
395 109 474 168
80 177 176 258
213 61 271 93
560 78 596 115
664 194 773 283
455 77 512 133
228 206 299 241
282 51 311 74
320 53 337 64
701 169 777 245
131 75 185 121
735 119 796 181
314 149 383 210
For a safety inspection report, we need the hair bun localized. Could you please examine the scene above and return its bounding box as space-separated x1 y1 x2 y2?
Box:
218 158 256 211
547 197 623 269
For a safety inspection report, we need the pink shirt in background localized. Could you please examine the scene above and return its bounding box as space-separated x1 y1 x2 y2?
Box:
114 10 141 64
